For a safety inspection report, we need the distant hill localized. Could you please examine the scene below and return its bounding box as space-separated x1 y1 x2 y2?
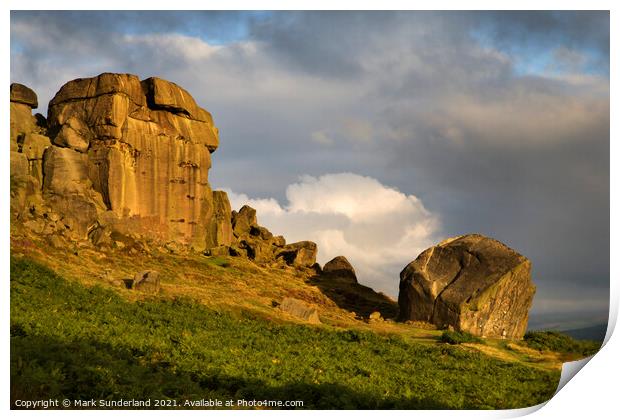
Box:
561 324 608 342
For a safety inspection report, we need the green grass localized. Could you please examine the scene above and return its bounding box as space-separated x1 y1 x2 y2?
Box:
524 331 601 357
205 256 231 268
440 330 483 345
11 257 560 409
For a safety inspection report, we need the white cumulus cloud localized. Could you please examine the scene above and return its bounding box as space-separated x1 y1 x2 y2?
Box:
223 173 440 297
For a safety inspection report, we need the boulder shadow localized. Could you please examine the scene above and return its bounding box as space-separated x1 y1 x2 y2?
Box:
307 273 399 320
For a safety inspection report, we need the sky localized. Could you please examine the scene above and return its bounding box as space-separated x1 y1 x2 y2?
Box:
10 11 610 329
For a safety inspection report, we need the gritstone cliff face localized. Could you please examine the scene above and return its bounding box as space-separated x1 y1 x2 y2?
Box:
398 234 536 339
10 83 51 225
44 73 219 249
10 73 317 267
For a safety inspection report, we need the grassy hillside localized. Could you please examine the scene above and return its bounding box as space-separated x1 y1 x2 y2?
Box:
11 256 564 409
11 233 600 409
523 331 600 356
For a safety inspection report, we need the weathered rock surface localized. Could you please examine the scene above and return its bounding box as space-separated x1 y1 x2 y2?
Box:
204 245 230 257
206 191 233 249
323 256 357 283
11 83 38 108
10 83 50 222
228 204 317 268
232 205 257 239
276 241 318 267
43 73 220 249
9 74 237 251
280 297 320 324
398 234 535 339
132 270 161 293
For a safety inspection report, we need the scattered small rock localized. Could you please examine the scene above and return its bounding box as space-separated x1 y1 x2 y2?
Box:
369 311 383 322
276 241 317 267
271 235 286 247
204 245 230 257
164 242 181 254
132 270 161 293
280 297 320 324
45 234 64 249
23 219 45 234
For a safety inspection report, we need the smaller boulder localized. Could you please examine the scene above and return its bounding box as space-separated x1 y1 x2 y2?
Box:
369 311 383 321
132 270 161 293
204 245 230 257
271 235 286 247
277 241 317 267
229 244 248 258
398 234 535 339
232 205 258 238
280 297 320 324
88 224 113 248
250 225 273 241
323 256 357 283
241 238 276 263
46 234 65 249
23 219 46 234
164 241 182 254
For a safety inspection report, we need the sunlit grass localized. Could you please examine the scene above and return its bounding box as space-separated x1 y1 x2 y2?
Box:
11 257 561 409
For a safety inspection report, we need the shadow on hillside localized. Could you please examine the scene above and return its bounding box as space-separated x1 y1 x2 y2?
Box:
10 332 447 410
307 273 399 320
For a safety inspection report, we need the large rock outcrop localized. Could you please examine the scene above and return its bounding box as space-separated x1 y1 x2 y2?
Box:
9 73 235 251
43 73 220 249
10 75 318 271
398 234 535 339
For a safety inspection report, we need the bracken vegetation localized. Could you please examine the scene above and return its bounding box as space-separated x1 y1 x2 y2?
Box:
11 257 561 409
440 330 483 345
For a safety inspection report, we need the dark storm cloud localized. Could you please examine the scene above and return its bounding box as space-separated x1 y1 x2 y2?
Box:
250 11 397 78
11 10 263 43
250 11 609 78
479 11 610 57
10 11 609 322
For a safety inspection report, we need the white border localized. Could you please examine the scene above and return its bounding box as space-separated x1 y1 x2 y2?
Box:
3 2 616 419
